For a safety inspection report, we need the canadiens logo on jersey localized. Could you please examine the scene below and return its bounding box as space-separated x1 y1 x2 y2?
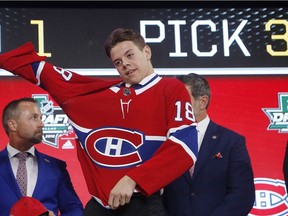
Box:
73 126 162 169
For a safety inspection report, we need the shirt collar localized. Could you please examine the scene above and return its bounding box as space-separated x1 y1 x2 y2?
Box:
124 72 156 87
7 144 36 159
197 115 210 135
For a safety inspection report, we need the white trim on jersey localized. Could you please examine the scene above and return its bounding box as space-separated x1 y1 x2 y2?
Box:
108 73 161 95
169 135 197 163
135 76 161 95
145 135 166 141
168 124 190 137
110 85 121 93
69 119 92 133
36 61 45 86
92 195 110 209
69 119 167 141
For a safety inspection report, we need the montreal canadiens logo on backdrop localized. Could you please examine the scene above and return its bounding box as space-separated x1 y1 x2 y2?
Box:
32 94 75 149
262 93 288 133
85 128 144 168
249 178 288 216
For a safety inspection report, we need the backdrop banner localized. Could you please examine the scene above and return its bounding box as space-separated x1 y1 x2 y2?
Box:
0 2 288 215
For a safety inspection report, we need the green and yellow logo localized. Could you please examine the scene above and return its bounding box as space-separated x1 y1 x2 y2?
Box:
262 93 288 133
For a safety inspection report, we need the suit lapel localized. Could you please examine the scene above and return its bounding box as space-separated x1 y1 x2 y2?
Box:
32 151 51 198
183 170 193 184
192 121 221 181
0 148 23 197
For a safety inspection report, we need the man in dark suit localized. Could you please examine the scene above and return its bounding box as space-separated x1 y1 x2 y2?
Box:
0 97 83 216
162 73 255 216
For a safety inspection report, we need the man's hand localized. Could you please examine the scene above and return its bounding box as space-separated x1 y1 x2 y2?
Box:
108 175 136 210
48 210 56 216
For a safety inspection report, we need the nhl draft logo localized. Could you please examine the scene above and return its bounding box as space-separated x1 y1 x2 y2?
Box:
32 94 75 149
262 93 288 133
249 178 288 216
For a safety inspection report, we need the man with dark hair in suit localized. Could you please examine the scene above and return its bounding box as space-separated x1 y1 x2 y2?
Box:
162 73 255 216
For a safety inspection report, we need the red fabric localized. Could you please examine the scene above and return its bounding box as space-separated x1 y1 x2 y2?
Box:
10 196 48 216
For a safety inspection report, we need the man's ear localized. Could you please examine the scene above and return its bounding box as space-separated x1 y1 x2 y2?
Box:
200 95 209 110
7 120 17 132
144 45 152 60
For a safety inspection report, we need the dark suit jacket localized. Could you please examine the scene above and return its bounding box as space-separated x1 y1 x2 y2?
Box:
163 120 255 216
0 147 83 216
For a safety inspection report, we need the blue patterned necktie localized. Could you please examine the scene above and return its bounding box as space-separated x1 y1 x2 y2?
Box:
16 152 29 196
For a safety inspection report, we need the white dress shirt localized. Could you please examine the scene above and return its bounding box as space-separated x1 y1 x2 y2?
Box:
7 144 38 196
190 116 210 177
196 115 210 151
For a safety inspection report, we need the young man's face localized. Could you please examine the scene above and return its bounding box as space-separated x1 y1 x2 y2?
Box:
109 41 153 85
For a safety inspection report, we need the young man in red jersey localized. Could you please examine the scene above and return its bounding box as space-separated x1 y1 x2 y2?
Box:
0 28 198 216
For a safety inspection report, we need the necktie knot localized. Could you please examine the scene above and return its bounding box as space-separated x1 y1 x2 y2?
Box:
16 152 29 162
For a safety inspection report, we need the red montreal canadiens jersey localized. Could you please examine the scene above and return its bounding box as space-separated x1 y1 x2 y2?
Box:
0 43 198 207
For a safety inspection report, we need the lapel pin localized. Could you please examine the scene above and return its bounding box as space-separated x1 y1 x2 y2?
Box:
212 135 217 139
44 158 50 163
